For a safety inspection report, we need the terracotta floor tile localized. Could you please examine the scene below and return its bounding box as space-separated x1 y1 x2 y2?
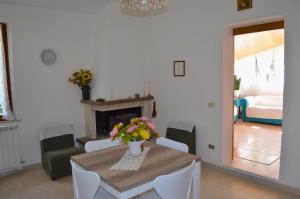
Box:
232 121 282 179
1 164 299 199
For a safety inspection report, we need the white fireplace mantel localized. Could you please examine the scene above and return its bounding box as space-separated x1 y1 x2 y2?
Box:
82 95 154 138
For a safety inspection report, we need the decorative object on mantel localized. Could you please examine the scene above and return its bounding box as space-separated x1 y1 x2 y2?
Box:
110 117 159 156
96 98 106 102
120 0 167 12
173 60 185 77
68 69 92 100
152 101 157 118
134 93 140 98
40 49 56 65
237 0 252 11
144 80 151 97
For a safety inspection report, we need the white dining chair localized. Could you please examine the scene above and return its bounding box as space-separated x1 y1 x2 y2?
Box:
71 160 116 199
156 137 189 153
140 160 195 199
85 138 120 152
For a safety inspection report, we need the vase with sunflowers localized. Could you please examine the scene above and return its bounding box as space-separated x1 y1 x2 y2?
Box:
110 117 159 156
68 69 92 100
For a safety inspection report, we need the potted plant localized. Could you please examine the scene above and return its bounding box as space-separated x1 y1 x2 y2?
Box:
68 69 92 100
110 117 159 156
234 75 241 98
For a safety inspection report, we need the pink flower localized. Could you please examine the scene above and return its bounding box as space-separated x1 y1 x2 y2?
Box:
110 127 118 137
140 116 149 121
127 125 138 133
147 122 155 130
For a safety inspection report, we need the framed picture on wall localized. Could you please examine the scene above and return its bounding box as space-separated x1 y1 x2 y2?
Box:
237 0 252 11
173 61 185 77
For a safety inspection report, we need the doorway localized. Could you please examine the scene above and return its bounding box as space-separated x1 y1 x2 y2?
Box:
230 21 284 179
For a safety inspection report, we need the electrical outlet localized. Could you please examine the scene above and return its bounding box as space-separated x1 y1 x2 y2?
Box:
208 102 215 108
208 144 215 150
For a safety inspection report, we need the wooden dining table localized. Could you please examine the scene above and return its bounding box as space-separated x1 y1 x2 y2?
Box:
71 141 201 199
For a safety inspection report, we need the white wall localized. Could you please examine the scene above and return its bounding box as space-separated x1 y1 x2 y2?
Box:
0 3 95 165
91 2 153 100
146 0 300 189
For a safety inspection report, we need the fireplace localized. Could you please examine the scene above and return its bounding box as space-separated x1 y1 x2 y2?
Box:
82 95 153 138
96 107 142 137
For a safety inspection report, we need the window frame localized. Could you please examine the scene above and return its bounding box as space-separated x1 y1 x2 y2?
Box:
0 23 13 120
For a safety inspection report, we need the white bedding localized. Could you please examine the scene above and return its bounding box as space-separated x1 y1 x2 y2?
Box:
246 105 282 120
244 95 283 120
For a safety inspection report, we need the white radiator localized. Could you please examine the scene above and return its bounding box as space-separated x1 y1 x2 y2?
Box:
0 124 22 174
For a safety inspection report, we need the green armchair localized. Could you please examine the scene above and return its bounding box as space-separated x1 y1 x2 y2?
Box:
40 125 83 180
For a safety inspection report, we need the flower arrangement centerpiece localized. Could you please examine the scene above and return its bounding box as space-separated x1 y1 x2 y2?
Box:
68 69 92 100
110 117 159 156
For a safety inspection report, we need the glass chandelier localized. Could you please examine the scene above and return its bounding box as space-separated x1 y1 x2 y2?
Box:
120 0 168 11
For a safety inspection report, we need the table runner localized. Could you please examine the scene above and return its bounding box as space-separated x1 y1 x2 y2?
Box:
110 147 150 171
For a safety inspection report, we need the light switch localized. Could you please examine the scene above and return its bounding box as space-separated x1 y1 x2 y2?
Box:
208 102 215 108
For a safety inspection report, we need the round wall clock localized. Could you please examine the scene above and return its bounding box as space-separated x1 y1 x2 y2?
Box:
41 49 56 65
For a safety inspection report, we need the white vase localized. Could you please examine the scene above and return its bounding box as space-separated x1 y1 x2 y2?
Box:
234 90 240 98
128 140 144 156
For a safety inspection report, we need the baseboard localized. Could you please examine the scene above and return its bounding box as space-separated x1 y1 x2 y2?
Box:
0 165 23 176
23 163 41 170
203 161 300 196
0 163 41 177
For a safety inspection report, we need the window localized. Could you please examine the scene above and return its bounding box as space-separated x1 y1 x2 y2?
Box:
0 23 13 121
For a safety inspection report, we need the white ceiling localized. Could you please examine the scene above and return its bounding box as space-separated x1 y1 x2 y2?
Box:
0 0 112 13
235 29 284 60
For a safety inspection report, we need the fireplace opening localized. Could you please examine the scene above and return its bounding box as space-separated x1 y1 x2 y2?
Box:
96 107 142 137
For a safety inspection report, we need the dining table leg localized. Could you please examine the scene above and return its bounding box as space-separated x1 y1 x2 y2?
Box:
193 161 201 199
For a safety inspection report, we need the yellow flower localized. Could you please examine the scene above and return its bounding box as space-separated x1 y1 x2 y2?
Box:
130 118 140 124
139 129 150 140
132 132 139 138
114 123 123 129
82 73 91 80
73 72 80 77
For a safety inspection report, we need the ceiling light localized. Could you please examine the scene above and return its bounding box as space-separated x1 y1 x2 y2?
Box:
120 0 167 11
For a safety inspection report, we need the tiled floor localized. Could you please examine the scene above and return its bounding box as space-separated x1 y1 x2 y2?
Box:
0 165 299 199
231 121 282 179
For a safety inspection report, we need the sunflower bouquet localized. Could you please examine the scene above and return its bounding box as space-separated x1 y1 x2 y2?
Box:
110 117 159 144
68 69 92 87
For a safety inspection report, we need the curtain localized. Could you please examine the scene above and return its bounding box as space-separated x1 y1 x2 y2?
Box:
0 25 13 120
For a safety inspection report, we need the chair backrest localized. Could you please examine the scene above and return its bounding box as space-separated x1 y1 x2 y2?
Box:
40 124 75 152
153 160 195 199
41 134 75 152
85 138 120 152
166 121 196 154
156 137 189 153
71 160 100 199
